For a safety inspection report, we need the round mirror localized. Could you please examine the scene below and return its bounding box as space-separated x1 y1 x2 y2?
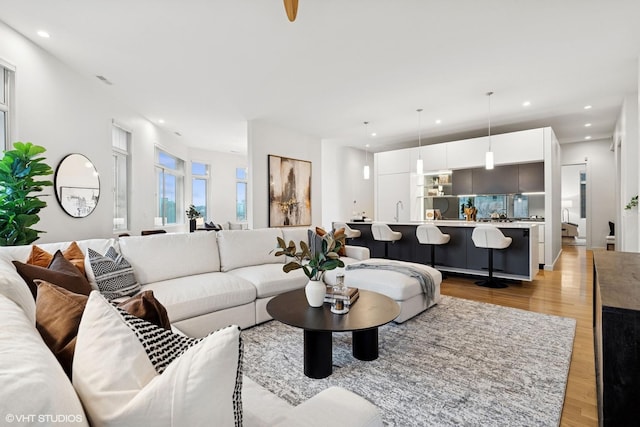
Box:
54 154 100 218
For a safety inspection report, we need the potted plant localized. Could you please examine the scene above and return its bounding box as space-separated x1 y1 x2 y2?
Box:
274 229 346 307
185 204 202 232
0 142 53 246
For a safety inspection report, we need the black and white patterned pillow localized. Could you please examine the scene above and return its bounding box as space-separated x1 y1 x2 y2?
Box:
118 310 243 426
88 247 140 300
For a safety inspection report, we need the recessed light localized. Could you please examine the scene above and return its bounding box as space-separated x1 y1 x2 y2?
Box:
584 105 592 110
585 136 592 140
522 101 531 107
158 119 165 124
371 132 377 137
365 144 370 148
585 123 592 127
435 119 442 124
37 30 50 38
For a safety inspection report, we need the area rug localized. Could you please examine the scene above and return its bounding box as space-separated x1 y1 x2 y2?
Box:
242 296 576 426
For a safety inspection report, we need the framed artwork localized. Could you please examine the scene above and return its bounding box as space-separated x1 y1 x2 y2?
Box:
59 186 99 218
268 155 311 227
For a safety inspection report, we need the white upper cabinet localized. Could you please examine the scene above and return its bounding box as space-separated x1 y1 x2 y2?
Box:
446 136 488 169
491 128 544 165
375 148 412 175
376 173 411 222
409 144 448 172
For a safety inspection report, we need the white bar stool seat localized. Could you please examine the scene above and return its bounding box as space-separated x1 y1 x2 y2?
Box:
416 224 450 270
332 222 361 239
371 223 402 258
471 225 512 288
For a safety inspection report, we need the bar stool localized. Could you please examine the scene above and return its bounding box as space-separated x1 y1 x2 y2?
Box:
471 225 512 288
371 223 402 258
416 224 450 270
332 222 361 239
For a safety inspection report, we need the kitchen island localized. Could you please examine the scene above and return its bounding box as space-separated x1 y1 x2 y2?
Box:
343 220 539 281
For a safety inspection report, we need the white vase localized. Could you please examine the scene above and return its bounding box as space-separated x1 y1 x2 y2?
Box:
305 280 326 307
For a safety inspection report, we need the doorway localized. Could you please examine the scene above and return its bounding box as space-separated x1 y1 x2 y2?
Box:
561 163 587 246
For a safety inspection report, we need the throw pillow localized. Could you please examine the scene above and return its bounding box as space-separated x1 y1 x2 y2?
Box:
35 283 171 378
13 250 93 299
73 292 243 427
87 247 140 300
315 226 347 256
27 241 86 275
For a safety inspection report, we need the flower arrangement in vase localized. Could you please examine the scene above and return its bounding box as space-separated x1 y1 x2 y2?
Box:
274 229 346 306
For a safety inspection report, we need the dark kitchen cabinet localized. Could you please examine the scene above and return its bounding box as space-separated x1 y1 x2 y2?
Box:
452 169 473 195
472 165 518 194
518 162 544 193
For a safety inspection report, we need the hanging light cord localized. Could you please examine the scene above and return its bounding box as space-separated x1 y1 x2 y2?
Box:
364 121 369 163
417 109 423 157
487 91 493 150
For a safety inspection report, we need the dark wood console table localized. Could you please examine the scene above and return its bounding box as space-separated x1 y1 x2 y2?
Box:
592 249 640 426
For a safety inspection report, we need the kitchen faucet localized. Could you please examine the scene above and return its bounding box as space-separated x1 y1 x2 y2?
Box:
394 200 404 222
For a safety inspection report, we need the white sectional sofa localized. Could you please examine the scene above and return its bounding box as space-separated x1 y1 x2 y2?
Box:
0 228 382 427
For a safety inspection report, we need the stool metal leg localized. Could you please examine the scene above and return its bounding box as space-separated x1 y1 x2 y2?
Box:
475 248 508 288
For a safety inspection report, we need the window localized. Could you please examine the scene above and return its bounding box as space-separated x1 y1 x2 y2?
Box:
112 125 130 231
0 64 13 150
155 148 184 226
192 162 209 219
236 167 247 221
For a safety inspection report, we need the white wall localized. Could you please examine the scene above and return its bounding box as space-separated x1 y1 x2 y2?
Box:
613 93 639 252
561 139 615 249
0 21 243 242
544 127 562 270
247 120 322 229
321 142 374 230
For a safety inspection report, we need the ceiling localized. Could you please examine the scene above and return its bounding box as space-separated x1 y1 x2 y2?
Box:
1 0 639 154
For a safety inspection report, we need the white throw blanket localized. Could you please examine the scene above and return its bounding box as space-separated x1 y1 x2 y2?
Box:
345 259 435 305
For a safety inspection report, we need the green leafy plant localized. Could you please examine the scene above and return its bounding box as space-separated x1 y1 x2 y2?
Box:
186 204 202 220
274 229 346 281
0 142 53 246
625 195 638 210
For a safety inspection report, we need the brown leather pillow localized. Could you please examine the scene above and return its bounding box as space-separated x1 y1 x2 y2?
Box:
117 291 171 332
35 283 171 378
27 242 86 276
13 250 93 299
315 226 347 256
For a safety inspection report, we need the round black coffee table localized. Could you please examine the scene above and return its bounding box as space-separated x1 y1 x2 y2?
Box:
266 288 400 379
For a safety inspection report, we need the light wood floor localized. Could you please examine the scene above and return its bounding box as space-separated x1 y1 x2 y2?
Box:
440 244 598 427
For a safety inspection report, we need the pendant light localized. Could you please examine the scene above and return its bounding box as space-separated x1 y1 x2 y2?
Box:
485 91 495 170
416 108 424 175
363 121 370 180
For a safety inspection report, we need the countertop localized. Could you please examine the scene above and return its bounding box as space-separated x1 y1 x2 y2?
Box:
347 220 538 229
593 249 640 311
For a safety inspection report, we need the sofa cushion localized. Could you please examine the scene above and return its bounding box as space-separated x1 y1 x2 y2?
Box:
35 282 171 377
13 250 93 299
0 294 88 426
28 241 86 275
341 259 442 301
119 232 221 284
218 229 284 272
88 247 140 300
228 264 308 298
140 272 256 323
73 292 243 427
280 227 310 247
